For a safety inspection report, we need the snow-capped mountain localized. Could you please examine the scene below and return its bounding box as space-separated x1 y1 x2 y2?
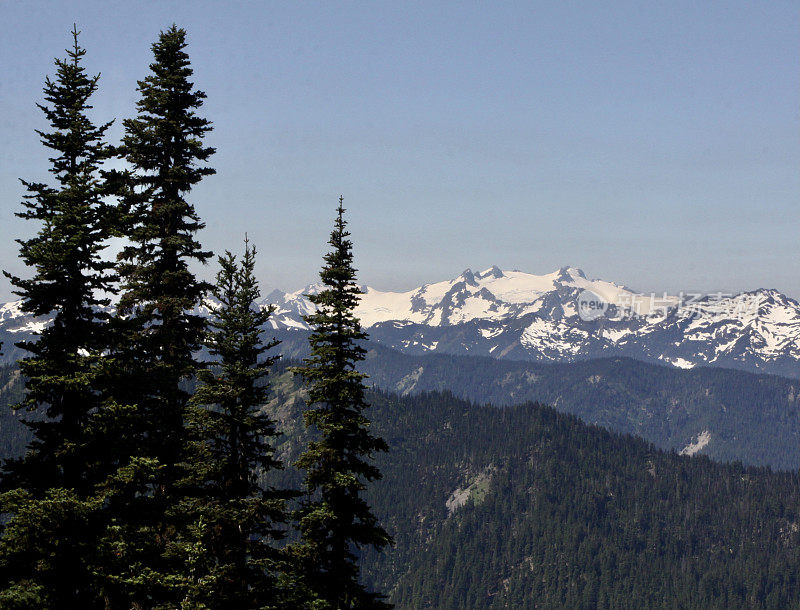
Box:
269 266 675 326
2 266 799 378
268 266 800 377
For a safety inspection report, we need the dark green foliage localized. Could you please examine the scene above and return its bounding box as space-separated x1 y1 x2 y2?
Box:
0 27 117 608
368 392 800 608
188 240 292 607
115 22 214 413
0 366 28 460
5 20 793 610
293 199 393 609
5 351 800 607
225 335 800 469
4 348 800 470
99 24 215 605
266 382 800 609
1 25 115 492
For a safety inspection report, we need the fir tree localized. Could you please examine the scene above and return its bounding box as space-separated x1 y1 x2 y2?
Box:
187 239 292 607
293 198 393 609
116 22 214 443
0 26 116 608
100 24 215 605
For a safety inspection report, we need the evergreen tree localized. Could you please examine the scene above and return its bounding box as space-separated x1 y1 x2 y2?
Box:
116 22 214 450
187 238 292 607
0 26 116 608
293 198 393 609
100 24 215 605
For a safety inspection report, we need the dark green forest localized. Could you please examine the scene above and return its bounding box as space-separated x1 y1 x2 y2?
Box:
5 362 800 607
248 369 800 608
0 25 388 608
7 350 800 470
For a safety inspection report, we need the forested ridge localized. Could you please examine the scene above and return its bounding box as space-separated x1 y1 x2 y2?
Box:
241 331 800 469
357 347 800 469
4 355 800 607
247 366 800 608
7 350 800 470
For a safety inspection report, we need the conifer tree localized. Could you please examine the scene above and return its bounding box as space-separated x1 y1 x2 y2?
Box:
101 24 215 605
0 26 116 608
116 22 214 452
187 239 291 607
293 198 393 609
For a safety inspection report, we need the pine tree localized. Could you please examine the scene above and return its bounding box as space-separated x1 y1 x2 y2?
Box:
0 26 117 608
100 24 215 605
116 22 214 442
293 198 393 609
187 238 292 607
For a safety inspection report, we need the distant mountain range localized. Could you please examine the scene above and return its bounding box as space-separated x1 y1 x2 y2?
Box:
2 266 799 377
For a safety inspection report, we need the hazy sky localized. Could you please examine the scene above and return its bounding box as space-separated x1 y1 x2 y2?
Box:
1 1 798 300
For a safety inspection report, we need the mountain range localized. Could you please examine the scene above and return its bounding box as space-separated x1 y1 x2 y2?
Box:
2 266 799 377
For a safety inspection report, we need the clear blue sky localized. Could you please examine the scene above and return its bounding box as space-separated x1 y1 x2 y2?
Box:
1 1 798 300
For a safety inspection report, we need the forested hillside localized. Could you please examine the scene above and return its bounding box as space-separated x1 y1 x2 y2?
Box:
5 349 800 470
267 334 800 469
4 9 795 608
357 347 800 469
251 370 800 608
4 360 800 607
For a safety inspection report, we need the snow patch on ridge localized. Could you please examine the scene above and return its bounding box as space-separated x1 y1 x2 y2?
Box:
660 356 696 369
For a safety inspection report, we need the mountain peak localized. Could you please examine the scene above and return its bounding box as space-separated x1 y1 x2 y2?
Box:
555 266 587 282
263 288 286 304
478 265 504 280
458 268 477 285
2 266 798 379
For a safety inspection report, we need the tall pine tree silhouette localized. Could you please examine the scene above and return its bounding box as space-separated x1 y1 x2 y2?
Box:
294 198 393 609
0 26 117 608
104 24 215 605
187 239 293 607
